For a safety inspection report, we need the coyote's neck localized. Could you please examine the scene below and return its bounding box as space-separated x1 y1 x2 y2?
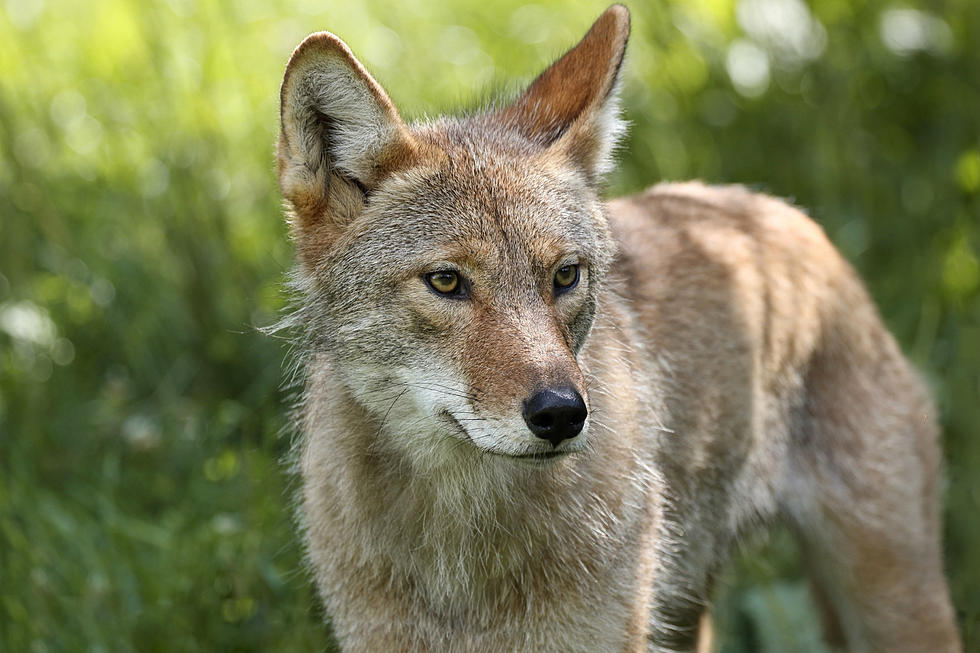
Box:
299 367 653 620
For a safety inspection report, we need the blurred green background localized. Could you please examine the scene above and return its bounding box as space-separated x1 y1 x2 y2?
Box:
1 0 977 651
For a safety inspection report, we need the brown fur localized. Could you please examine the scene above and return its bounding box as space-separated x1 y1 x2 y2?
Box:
275 5 961 652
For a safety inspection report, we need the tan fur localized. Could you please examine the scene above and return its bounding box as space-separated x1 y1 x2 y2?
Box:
275 5 961 652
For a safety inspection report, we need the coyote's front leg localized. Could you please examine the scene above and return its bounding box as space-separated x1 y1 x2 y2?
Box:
645 500 734 653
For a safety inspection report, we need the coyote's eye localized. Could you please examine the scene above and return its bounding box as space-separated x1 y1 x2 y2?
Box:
554 264 580 294
424 270 465 297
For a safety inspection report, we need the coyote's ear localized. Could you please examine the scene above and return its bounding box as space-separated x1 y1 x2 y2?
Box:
278 32 416 258
499 4 629 183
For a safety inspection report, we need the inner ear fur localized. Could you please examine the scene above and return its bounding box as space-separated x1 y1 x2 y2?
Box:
498 4 630 182
277 31 417 255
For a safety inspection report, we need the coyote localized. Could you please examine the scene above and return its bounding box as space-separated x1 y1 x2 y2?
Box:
275 5 961 652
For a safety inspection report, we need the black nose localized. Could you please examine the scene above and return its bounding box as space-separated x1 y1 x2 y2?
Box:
522 387 588 446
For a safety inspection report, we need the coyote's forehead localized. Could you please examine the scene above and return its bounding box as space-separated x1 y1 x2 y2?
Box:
347 123 612 275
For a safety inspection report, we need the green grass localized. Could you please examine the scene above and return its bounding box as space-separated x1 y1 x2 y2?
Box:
2 0 978 650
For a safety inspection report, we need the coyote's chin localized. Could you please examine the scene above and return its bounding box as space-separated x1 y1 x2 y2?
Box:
275 5 961 652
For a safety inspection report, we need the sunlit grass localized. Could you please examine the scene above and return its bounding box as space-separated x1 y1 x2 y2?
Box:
2 1 978 650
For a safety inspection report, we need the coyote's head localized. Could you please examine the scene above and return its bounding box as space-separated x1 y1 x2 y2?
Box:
278 6 629 468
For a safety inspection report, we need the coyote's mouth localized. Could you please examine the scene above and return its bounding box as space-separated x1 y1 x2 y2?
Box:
499 450 573 466
440 410 473 442
440 410 574 464
509 450 568 461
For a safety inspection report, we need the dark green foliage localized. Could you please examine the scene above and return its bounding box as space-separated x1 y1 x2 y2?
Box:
1 1 977 650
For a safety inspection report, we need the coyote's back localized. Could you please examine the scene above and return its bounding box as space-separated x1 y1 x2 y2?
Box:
275 5 961 652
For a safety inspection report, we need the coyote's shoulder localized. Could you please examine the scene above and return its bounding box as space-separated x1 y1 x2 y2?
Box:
610 180 851 376
276 5 960 652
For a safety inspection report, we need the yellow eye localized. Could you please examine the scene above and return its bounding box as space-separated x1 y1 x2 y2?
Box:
554 264 580 292
424 270 462 296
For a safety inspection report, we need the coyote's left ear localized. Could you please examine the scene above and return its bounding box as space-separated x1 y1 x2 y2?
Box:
277 32 418 262
499 4 630 183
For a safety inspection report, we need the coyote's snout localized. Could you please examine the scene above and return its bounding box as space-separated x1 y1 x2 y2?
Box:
522 386 587 447
275 4 961 652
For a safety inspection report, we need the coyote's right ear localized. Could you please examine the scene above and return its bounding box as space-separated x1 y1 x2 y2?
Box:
498 4 630 184
278 32 417 260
